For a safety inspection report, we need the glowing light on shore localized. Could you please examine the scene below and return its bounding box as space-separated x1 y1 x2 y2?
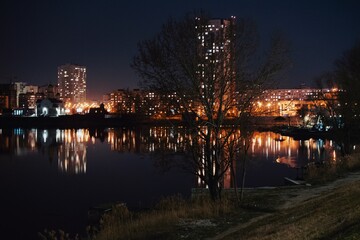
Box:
64 101 102 114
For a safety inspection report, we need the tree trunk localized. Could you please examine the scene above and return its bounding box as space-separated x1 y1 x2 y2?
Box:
230 157 239 203
208 178 221 201
240 148 248 201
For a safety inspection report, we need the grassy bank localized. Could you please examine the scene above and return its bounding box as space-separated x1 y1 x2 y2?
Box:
224 179 360 240
221 150 360 240
88 195 247 240
39 151 360 240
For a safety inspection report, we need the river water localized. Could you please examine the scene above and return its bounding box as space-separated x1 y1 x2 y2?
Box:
0 127 341 239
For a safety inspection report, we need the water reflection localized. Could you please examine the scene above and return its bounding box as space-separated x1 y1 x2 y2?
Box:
57 129 87 174
250 132 338 168
0 127 350 176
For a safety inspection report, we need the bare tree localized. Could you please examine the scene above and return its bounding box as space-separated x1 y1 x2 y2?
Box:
334 42 360 131
314 42 360 155
314 73 341 129
132 12 289 201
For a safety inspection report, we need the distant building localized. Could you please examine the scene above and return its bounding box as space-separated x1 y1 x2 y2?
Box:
89 103 108 115
39 84 59 99
0 84 17 110
24 85 39 94
254 88 339 116
36 98 65 117
110 89 127 113
13 82 27 107
57 64 86 104
18 92 42 115
16 84 58 115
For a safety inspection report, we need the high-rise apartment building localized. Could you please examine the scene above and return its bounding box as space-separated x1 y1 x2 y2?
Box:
57 64 86 103
195 16 236 116
196 17 235 64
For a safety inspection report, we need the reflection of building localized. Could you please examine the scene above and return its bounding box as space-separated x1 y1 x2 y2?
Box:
58 64 87 103
0 128 37 155
57 129 88 174
0 126 345 181
38 129 88 174
58 142 87 174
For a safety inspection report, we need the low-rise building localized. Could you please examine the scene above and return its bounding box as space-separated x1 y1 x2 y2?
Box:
36 98 65 117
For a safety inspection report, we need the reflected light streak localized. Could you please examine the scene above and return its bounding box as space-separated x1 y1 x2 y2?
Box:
0 128 342 175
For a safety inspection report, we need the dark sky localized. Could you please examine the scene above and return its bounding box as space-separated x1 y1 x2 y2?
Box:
1 0 360 100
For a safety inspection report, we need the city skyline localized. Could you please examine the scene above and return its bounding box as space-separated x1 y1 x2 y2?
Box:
1 0 360 100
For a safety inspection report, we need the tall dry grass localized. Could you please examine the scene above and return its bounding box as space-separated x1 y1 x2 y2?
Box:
305 151 360 184
93 194 236 240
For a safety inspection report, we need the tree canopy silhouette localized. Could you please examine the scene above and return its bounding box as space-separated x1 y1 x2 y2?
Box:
132 11 289 200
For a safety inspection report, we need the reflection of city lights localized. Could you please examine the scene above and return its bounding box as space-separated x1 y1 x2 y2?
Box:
0 127 345 176
42 130 48 143
276 156 297 168
76 129 84 142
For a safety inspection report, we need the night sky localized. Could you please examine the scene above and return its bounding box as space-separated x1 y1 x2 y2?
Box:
1 0 360 100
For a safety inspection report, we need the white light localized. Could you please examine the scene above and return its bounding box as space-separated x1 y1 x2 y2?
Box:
42 130 48 143
42 107 48 116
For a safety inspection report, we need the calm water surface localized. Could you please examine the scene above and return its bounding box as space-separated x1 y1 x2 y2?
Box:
0 127 340 239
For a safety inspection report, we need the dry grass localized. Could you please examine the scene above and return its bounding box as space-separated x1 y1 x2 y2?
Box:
39 153 360 240
93 194 237 240
305 151 360 184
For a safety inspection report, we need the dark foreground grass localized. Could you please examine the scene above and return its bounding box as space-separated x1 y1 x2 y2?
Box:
38 180 360 240
221 151 360 240
224 180 360 240
39 152 360 240
90 194 271 240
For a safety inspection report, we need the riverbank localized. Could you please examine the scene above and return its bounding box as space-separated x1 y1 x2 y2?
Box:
40 150 360 240
215 172 360 240
80 171 360 240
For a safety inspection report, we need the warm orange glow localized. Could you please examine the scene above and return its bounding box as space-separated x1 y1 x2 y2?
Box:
64 101 101 114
